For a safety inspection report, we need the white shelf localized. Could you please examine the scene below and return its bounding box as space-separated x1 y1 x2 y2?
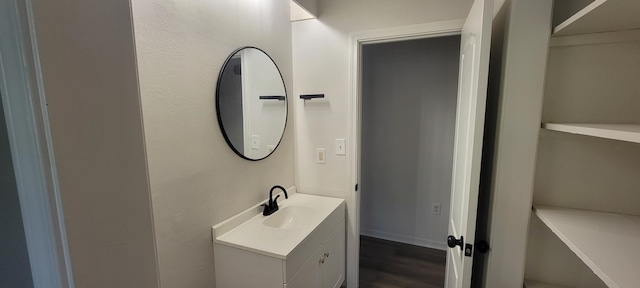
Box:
542 123 640 144
533 206 640 288
554 0 640 36
524 280 571 288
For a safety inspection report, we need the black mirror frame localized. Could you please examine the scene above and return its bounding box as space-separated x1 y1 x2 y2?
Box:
215 46 289 161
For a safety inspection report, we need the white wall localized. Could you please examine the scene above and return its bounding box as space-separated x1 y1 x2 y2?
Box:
292 0 472 198
0 98 33 287
542 40 640 126
130 1 295 287
359 37 460 250
29 0 160 287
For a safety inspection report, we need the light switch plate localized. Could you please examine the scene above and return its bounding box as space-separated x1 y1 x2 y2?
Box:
251 135 260 150
336 139 346 155
316 148 326 164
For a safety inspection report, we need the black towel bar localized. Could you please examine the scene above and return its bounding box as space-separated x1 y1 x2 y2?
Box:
300 94 324 100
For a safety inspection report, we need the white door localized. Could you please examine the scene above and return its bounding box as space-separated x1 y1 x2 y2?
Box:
445 0 493 287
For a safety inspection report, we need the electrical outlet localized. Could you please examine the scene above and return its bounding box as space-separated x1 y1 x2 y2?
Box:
433 203 441 215
316 148 326 164
251 135 260 150
336 139 346 155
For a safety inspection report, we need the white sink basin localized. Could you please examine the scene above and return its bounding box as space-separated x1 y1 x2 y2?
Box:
263 206 316 229
212 192 345 259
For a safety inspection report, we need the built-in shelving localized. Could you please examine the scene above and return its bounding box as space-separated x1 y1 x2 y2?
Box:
554 0 640 36
542 123 640 144
524 280 570 288
527 2 640 287
533 206 640 288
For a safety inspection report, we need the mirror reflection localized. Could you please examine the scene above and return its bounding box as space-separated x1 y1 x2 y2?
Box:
216 47 287 161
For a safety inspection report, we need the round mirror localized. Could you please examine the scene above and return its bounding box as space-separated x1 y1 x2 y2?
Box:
216 47 288 161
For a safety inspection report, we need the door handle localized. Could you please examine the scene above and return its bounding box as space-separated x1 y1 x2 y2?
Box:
476 240 490 254
447 235 464 250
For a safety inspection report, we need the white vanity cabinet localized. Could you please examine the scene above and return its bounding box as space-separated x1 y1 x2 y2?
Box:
286 221 345 288
212 192 345 288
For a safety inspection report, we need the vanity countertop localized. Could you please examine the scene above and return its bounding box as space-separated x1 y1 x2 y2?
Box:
212 192 345 259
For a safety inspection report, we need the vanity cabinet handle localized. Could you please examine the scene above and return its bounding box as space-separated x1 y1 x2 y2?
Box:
319 251 330 264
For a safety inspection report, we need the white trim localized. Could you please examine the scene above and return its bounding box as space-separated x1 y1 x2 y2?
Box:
0 1 73 287
349 20 466 45
360 228 447 251
347 19 464 288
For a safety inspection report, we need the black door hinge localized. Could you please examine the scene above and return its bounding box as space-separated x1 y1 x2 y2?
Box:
355 184 358 191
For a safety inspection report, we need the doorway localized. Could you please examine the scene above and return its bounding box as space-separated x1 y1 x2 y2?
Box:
358 36 461 287
0 94 34 287
0 0 73 286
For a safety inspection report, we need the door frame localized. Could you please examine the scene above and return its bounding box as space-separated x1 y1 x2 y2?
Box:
0 0 73 287
347 19 465 288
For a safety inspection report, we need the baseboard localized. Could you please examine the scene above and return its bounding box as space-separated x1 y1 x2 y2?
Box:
360 228 447 251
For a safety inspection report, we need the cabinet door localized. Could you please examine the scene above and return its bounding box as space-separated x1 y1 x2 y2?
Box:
322 221 345 288
286 247 323 288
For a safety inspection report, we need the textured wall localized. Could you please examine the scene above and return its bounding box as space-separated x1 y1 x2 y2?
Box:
130 0 295 287
29 0 160 287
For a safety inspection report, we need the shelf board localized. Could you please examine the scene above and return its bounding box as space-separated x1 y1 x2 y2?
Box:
542 123 640 144
524 280 571 288
554 0 640 36
533 206 640 288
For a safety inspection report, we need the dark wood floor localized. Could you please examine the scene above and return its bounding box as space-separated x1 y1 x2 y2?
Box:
359 236 446 288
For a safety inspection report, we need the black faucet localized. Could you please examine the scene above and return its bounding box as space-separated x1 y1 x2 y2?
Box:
261 185 288 216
